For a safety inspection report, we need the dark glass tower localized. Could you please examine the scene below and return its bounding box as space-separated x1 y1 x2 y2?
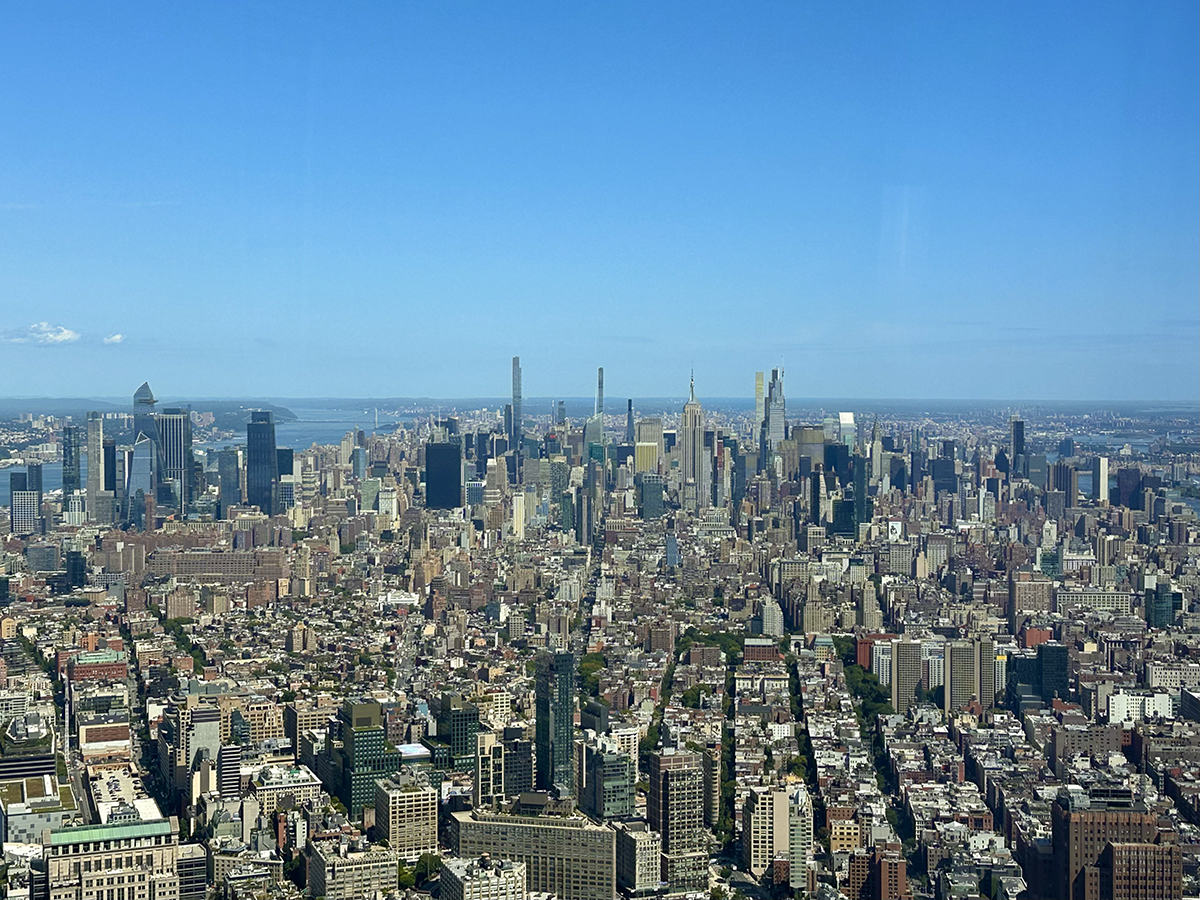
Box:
535 650 576 796
26 462 43 506
1037 642 1069 702
61 424 82 496
425 442 462 509
1010 418 1025 458
217 449 241 517
852 451 868 529
246 411 278 516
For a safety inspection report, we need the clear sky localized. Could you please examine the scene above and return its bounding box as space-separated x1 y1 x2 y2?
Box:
1 3 1197 402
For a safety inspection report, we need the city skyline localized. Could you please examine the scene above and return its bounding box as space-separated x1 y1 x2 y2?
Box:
1 3 1197 400
1 6 1198 900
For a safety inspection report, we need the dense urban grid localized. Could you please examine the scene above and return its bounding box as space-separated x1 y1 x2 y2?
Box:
0 366 1198 900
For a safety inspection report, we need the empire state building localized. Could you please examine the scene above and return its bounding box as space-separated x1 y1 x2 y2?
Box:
680 375 710 513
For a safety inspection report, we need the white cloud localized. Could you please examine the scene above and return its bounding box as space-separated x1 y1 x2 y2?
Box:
2 322 81 344
30 322 80 343
103 333 125 344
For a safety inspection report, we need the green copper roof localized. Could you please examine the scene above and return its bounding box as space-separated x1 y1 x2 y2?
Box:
49 818 173 846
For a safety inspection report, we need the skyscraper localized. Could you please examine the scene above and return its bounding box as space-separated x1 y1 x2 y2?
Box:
788 784 815 891
86 411 106 522
742 786 789 879
25 462 42 508
578 734 635 821
890 640 923 714
246 411 278 516
535 650 575 796
647 750 706 893
624 399 634 444
322 698 403 818
944 640 977 713
763 367 785 459
1011 417 1025 470
474 731 506 809
61 423 82 498
852 450 869 532
1092 456 1109 504
133 381 157 444
976 636 996 709
127 433 157 529
426 442 463 510
217 448 241 516
754 372 765 433
681 375 710 513
511 356 522 452
595 367 604 418
9 471 39 536
156 408 193 512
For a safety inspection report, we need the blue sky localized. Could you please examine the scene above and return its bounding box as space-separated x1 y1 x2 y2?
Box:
1 3 1197 401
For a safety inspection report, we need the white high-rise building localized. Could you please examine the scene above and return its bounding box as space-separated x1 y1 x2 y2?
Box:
742 785 789 878
512 492 525 541
1092 456 1109 504
86 411 105 523
375 773 439 861
760 598 784 637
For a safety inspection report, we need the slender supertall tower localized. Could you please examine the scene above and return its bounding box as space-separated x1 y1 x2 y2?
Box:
86 411 105 521
764 368 785 458
511 356 522 452
755 372 765 432
596 367 604 417
625 399 634 443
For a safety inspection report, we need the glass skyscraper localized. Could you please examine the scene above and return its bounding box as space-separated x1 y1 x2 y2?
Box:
127 433 157 528
156 408 193 512
425 442 463 510
246 411 278 515
61 424 82 497
535 650 576 796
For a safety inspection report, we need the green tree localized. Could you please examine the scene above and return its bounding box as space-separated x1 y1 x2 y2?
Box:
832 634 855 667
579 652 607 697
397 863 416 890
414 852 442 883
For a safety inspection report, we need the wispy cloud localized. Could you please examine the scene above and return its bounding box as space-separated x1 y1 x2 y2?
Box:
103 333 125 345
0 202 38 211
1 322 81 344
